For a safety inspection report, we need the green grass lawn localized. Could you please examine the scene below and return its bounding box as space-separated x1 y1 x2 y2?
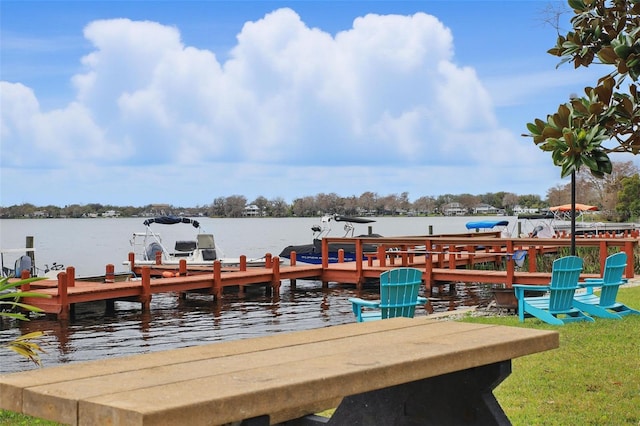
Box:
461 286 640 426
2 287 639 426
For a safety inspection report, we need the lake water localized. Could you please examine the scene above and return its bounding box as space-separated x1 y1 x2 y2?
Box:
0 216 525 373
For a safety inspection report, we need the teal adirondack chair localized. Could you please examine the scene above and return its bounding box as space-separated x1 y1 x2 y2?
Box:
574 252 639 319
513 256 594 325
349 268 427 322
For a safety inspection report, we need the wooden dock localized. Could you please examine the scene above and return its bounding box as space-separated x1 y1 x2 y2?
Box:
17 235 638 320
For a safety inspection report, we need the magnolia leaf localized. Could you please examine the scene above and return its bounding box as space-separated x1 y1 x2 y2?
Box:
526 122 541 134
597 46 619 64
542 124 563 139
572 99 589 114
582 154 598 170
557 104 572 126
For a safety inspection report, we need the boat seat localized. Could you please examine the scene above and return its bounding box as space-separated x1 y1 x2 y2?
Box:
197 234 217 261
175 241 197 252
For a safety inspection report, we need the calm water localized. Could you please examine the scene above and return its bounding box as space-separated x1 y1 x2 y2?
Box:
0 216 522 373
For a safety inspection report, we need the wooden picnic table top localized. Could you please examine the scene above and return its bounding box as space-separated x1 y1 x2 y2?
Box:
0 317 558 426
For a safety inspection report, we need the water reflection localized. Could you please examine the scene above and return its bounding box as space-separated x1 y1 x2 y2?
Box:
0 280 494 374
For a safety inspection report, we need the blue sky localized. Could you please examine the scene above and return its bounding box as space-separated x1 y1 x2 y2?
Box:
2 1 637 207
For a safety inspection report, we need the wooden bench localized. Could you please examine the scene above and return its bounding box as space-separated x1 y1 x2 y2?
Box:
0 318 558 425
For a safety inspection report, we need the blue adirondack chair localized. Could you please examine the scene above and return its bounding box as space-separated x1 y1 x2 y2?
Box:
349 268 427 322
573 252 639 319
513 256 594 325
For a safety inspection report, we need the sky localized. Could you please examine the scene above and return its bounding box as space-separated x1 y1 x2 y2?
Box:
2 0 638 207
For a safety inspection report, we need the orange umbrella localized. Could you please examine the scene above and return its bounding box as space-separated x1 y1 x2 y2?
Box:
549 203 598 212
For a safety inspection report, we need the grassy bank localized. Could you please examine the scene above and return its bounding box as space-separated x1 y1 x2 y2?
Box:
1 287 639 426
461 286 640 426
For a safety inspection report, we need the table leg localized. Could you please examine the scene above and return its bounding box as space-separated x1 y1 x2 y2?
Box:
283 360 512 426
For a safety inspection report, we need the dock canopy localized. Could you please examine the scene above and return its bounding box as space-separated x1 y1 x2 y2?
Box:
465 220 509 230
143 216 200 228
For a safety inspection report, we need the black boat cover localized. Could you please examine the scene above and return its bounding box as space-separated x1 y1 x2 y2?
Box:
333 215 375 224
143 216 200 228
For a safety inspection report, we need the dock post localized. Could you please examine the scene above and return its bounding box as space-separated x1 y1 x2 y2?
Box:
140 267 151 312
338 249 345 263
105 264 115 283
155 251 162 265
624 240 635 278
26 236 35 276
213 261 222 300
67 266 75 288
179 259 187 277
377 245 386 267
58 271 69 321
322 239 329 269
448 248 456 269
290 252 297 289
424 247 434 293
20 271 31 291
128 252 135 271
599 240 608 275
240 255 247 271
321 240 330 288
505 240 514 288
527 247 537 272
271 256 281 294
354 240 364 290
265 253 273 268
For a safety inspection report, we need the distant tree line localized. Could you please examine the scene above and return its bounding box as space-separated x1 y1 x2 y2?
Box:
1 162 638 221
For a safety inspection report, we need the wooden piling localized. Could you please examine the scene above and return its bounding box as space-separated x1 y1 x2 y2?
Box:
128 252 135 270
289 251 297 288
213 261 222 299
141 267 151 312
58 272 69 320
105 264 115 283
26 236 35 276
505 240 514 288
272 256 281 293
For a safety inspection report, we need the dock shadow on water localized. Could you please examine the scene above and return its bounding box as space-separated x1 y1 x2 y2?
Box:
0 280 495 374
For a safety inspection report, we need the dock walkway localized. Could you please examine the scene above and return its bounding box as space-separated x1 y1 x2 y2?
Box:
17 235 638 320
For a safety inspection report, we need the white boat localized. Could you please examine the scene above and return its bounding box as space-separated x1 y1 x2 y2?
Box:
123 216 269 269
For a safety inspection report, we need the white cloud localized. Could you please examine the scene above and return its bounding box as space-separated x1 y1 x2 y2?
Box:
1 8 555 205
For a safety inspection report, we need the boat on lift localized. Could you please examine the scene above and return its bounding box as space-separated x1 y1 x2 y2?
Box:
279 214 381 264
123 216 269 269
